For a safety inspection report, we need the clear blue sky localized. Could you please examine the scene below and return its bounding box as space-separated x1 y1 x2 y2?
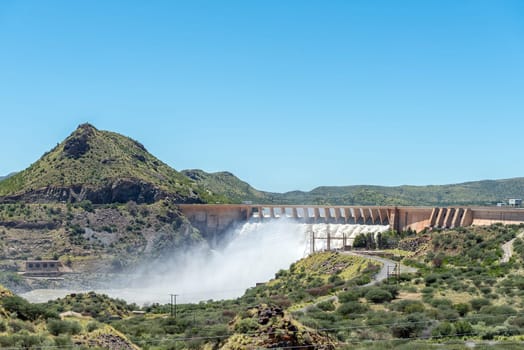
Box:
1 1 523 192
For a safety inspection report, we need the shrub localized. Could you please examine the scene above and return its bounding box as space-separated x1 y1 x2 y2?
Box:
390 300 425 314
429 298 453 308
364 288 393 303
475 305 517 326
509 316 524 328
391 313 427 338
234 318 258 333
8 319 33 333
338 291 359 303
78 200 93 212
353 276 372 286
454 320 473 336
2 296 57 321
47 319 82 336
432 321 454 337
317 300 335 312
454 303 471 317
470 298 491 311
86 321 99 332
54 335 72 347
424 274 439 285
306 285 332 297
337 301 368 316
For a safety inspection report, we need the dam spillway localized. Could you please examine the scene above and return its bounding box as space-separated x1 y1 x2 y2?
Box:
178 204 524 240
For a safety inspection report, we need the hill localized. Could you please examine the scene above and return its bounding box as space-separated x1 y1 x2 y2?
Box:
182 169 272 203
0 199 204 283
275 178 524 206
0 287 139 349
1 123 522 206
185 169 524 206
0 124 215 204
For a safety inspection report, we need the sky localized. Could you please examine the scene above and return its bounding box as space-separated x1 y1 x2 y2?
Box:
0 1 523 193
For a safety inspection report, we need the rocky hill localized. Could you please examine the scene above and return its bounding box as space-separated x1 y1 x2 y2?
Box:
1 123 523 206
0 124 217 204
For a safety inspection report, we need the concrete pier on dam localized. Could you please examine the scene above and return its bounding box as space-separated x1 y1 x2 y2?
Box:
177 204 524 239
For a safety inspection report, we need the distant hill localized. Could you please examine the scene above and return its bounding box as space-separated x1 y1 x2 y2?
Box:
274 178 524 206
0 172 16 182
182 169 272 204
185 170 524 206
1 123 522 206
0 124 216 204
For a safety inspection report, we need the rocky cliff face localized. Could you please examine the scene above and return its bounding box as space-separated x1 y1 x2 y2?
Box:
1 179 202 204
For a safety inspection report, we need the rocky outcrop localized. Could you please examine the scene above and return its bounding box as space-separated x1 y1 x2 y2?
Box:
63 123 95 159
224 304 334 350
0 221 59 230
0 179 203 205
87 333 138 350
398 236 430 252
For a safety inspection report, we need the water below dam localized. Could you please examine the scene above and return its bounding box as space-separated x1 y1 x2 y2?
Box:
20 220 389 305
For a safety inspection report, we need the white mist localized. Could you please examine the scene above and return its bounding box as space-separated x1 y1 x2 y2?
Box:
20 221 389 305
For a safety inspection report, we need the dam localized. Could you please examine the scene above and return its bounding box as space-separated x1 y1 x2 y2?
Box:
178 204 524 238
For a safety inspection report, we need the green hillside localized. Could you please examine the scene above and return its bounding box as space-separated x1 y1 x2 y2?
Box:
1 123 522 206
0 124 217 204
184 169 524 206
64 225 524 349
182 169 270 203
277 179 524 206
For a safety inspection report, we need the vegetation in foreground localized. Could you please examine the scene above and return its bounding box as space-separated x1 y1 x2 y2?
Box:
0 224 523 349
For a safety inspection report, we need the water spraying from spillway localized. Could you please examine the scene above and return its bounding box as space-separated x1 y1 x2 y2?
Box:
20 220 389 305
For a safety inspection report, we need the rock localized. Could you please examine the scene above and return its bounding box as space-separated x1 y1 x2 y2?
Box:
0 179 202 205
63 124 95 159
132 154 146 162
398 236 429 252
88 333 136 350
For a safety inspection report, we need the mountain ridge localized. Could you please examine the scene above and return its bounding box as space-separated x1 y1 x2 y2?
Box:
1 123 523 206
185 170 524 206
0 124 216 204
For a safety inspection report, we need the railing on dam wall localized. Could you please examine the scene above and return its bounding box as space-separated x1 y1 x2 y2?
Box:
249 206 391 225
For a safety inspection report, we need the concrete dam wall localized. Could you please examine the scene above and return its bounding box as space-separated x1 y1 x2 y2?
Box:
178 204 524 237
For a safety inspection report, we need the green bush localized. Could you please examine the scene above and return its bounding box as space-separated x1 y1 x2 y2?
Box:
469 298 491 311
391 313 427 339
47 319 82 336
454 303 471 317
86 321 99 332
364 288 393 303
390 300 425 314
1 296 57 321
54 335 72 347
317 300 335 311
432 321 454 337
424 274 439 285
454 320 473 336
337 301 368 316
338 290 359 303
234 318 258 333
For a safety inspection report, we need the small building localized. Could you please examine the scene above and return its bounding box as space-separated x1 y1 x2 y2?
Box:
508 199 522 207
24 260 62 277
